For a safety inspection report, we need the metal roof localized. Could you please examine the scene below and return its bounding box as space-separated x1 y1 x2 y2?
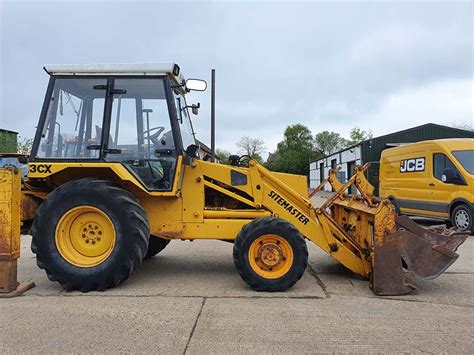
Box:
0 128 18 135
314 123 474 161
196 139 216 157
43 62 185 84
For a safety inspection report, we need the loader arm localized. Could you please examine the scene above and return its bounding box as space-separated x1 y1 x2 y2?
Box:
246 160 372 278
203 159 468 295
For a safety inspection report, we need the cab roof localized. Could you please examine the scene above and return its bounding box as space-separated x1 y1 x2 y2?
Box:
43 62 185 85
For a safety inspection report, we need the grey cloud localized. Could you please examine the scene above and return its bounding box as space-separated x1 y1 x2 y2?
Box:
1 1 472 155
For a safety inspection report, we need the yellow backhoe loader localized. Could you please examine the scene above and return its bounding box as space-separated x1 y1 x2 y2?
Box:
0 63 468 296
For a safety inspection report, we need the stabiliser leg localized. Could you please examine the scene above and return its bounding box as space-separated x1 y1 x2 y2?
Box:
0 167 35 298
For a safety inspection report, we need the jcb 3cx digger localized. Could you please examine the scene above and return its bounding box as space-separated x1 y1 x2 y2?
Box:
0 63 468 295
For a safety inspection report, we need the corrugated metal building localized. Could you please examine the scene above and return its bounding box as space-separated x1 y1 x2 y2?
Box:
0 129 18 153
309 123 474 194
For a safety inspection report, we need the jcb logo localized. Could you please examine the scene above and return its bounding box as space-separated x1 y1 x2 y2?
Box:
400 158 425 173
29 164 52 174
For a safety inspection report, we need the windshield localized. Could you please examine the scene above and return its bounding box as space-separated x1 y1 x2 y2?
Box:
173 92 196 151
452 150 474 174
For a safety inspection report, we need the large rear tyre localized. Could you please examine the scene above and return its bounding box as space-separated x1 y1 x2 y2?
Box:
31 178 150 292
145 236 171 259
233 217 308 292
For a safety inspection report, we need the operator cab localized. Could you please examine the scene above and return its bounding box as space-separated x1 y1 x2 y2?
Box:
31 63 206 191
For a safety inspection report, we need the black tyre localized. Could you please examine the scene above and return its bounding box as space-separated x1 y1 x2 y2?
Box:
233 217 308 292
451 204 474 233
145 236 171 259
31 178 150 292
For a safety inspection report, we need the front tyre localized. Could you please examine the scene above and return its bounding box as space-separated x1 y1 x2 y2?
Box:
31 178 150 292
233 217 308 292
145 236 170 259
451 204 474 233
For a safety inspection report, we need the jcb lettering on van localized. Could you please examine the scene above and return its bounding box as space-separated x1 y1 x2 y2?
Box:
400 158 425 173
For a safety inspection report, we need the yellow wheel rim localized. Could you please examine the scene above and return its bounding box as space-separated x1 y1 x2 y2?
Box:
55 206 116 268
248 234 294 279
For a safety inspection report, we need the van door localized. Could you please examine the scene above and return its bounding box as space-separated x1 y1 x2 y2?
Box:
396 153 431 216
425 152 459 218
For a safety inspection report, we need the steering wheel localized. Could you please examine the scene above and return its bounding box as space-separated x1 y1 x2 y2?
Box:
141 126 165 145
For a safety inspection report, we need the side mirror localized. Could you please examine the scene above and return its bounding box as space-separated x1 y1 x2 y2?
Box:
185 79 207 92
185 144 200 158
442 168 464 185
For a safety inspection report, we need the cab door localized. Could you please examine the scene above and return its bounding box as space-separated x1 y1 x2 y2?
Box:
105 77 181 192
425 151 459 218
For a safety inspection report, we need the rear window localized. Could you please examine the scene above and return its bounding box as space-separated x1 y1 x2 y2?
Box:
452 150 474 174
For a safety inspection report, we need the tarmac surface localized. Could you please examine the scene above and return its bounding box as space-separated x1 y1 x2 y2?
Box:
1 222 473 353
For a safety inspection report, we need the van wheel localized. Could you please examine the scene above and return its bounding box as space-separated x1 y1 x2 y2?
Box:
451 205 473 233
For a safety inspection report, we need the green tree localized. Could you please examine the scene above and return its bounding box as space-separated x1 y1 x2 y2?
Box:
346 126 373 146
269 124 321 176
215 148 233 164
314 131 346 155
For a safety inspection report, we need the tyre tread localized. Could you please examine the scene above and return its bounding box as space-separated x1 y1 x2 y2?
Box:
31 178 149 292
233 216 308 292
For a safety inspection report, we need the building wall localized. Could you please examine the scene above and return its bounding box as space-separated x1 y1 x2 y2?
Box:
309 146 361 190
0 130 18 153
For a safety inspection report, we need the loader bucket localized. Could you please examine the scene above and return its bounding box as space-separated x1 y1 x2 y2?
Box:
315 164 469 296
371 216 469 296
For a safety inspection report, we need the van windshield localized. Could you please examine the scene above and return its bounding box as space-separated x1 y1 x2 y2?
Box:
452 150 474 174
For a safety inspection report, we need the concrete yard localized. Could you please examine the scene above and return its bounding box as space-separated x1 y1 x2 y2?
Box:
1 229 473 354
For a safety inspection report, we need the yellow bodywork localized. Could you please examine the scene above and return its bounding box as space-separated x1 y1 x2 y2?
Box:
23 157 385 279
379 138 474 219
2 151 466 296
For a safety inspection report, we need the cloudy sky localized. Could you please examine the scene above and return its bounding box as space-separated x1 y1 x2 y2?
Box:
1 0 472 157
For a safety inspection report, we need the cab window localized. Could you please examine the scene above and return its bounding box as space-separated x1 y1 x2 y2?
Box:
173 92 196 151
106 78 177 191
433 153 458 181
36 78 107 159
